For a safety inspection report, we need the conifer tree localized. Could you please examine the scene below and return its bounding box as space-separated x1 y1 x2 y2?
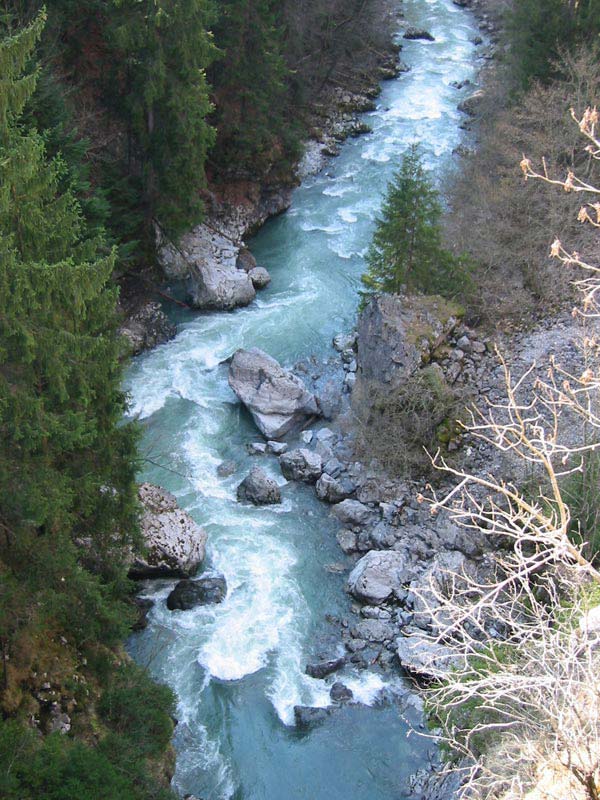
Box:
209 0 300 175
361 145 470 303
0 11 138 567
106 0 217 239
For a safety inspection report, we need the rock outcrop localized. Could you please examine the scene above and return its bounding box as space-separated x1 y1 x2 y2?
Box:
228 348 320 439
130 484 207 578
356 294 461 391
236 467 281 505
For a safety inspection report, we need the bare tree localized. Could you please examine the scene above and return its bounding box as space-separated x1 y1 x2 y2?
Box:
414 108 600 800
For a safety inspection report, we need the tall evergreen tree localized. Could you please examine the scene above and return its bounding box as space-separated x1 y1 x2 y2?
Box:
0 11 138 566
106 0 217 240
209 0 301 176
361 145 470 303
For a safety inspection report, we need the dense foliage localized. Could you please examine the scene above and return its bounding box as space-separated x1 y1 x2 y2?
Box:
0 15 175 798
506 0 600 89
361 145 471 303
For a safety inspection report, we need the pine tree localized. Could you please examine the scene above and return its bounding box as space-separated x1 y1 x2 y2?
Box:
0 11 138 569
361 145 470 303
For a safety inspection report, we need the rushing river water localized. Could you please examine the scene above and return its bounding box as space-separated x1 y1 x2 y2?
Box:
126 1 481 797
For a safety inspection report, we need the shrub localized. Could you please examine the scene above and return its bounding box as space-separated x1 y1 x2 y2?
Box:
98 663 175 760
354 366 461 477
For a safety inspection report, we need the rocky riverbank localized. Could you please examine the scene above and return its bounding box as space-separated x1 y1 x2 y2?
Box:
119 1 408 351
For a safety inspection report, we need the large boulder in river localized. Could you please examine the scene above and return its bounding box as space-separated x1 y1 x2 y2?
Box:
189 263 256 310
130 484 207 579
167 572 227 611
355 294 461 392
403 27 435 41
236 467 281 505
347 550 411 604
228 348 320 439
280 449 323 483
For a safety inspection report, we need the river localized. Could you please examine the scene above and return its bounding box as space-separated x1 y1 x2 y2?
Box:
125 1 481 797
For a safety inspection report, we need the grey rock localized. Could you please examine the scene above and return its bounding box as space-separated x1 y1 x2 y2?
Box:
352 619 396 643
305 656 345 679
356 294 460 391
324 458 344 478
217 460 237 478
229 348 319 439
331 500 375 528
333 332 357 352
458 89 486 116
280 448 323 483
130 484 207 579
316 474 354 504
189 263 255 310
347 550 411 604
396 629 459 678
248 266 271 289
267 440 288 456
48 708 71 735
294 706 330 727
317 379 342 420
336 529 358 555
119 301 177 356
246 442 267 455
330 682 353 703
237 467 281 505
403 26 435 41
236 248 257 272
167 572 227 610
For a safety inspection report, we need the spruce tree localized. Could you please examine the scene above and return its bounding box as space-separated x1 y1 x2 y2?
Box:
106 0 217 239
0 11 138 569
209 0 301 176
361 145 470 303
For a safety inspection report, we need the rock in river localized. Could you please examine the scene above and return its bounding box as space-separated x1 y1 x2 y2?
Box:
189 263 256 310
248 266 271 289
294 706 331 728
130 484 207 579
347 550 411 604
228 348 320 439
237 467 281 505
167 572 227 611
280 448 323 483
330 683 353 703
403 27 435 41
305 656 346 679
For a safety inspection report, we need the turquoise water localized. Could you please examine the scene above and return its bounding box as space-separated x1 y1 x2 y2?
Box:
126 2 480 797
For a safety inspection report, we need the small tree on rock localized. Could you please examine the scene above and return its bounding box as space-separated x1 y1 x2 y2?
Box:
360 145 470 304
